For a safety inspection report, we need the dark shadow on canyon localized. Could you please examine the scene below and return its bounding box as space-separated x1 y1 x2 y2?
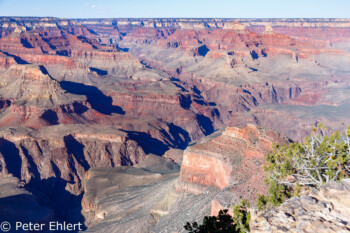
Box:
41 110 59 125
116 44 129 52
71 102 90 114
39 65 51 76
60 81 125 115
41 104 89 125
125 123 191 156
197 45 209 57
0 142 86 232
124 131 169 156
171 80 188 92
193 99 205 105
25 177 87 232
64 135 90 171
192 86 203 99
89 67 108 76
250 50 259 60
0 193 55 232
56 50 70 56
0 139 22 179
140 60 152 69
179 94 192 110
0 100 11 110
196 114 215 136
0 189 85 232
41 37 57 50
77 36 97 49
161 123 191 150
1 51 30 64
23 161 86 231
21 145 41 180
20 38 34 48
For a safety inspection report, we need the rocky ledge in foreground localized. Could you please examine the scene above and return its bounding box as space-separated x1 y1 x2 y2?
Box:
251 179 350 233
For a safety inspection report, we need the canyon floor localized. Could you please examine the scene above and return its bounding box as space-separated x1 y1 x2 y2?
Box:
0 17 350 232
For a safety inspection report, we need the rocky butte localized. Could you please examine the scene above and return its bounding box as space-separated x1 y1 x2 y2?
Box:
0 17 349 232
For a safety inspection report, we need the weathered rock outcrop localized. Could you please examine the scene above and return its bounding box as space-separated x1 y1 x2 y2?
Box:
0 124 147 230
0 124 146 195
178 124 286 216
251 179 350 233
0 64 85 107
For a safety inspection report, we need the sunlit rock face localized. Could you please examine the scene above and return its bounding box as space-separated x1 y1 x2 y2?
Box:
178 125 286 215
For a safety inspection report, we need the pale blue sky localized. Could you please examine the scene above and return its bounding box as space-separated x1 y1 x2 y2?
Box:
0 0 349 18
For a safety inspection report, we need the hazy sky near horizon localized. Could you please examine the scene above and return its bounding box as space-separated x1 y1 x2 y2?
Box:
0 0 349 18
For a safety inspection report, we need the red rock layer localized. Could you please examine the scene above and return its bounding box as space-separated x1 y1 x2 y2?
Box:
178 125 286 214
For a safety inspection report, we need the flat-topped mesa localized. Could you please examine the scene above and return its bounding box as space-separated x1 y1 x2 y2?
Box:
0 52 16 70
13 25 27 34
223 21 247 33
263 24 274 35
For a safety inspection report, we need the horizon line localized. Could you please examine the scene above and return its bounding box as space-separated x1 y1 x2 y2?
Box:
1 16 350 20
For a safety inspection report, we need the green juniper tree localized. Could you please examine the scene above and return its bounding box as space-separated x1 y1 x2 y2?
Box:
184 200 250 233
258 124 350 209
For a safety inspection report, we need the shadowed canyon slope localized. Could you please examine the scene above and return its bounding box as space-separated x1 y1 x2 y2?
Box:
0 17 350 232
81 125 286 233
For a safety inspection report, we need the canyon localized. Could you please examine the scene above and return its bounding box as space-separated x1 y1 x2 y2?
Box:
0 17 350 232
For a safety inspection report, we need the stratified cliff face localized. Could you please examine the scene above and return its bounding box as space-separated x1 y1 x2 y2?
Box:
0 125 146 189
178 125 286 215
251 179 350 233
0 17 350 231
0 124 147 226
